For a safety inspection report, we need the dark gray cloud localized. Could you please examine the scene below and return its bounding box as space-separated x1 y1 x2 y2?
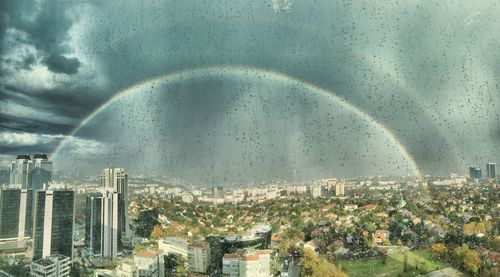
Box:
44 53 80 75
0 0 81 72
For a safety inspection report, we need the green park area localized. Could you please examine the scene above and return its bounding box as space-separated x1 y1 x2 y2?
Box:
338 250 453 277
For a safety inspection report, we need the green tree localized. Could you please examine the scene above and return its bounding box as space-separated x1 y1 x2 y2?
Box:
463 250 481 275
312 260 347 277
431 243 448 260
301 248 318 276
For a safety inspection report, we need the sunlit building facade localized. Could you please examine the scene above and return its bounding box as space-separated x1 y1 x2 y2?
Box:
85 190 120 258
101 168 129 240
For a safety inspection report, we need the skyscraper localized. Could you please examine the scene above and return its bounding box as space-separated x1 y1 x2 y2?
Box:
101 168 129 240
9 154 32 188
30 153 53 191
0 188 33 240
9 153 53 190
486 163 496 179
85 189 120 258
469 166 482 180
33 189 75 260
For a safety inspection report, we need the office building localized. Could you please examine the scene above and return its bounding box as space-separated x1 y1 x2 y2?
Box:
85 193 102 256
335 183 345 196
188 242 210 274
30 154 53 191
101 168 129 239
9 154 53 190
33 189 75 260
85 190 120 259
486 163 496 179
30 254 71 277
9 154 32 188
0 188 33 240
469 166 482 180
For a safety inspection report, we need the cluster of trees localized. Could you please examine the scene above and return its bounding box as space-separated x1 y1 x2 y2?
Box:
135 208 160 237
463 221 493 236
164 253 187 276
431 243 483 276
300 248 347 277
0 258 26 276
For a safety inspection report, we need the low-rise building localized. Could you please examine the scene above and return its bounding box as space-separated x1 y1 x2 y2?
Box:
222 250 272 277
134 249 164 277
30 254 71 277
158 237 188 257
344 204 358 212
222 253 240 277
373 230 390 245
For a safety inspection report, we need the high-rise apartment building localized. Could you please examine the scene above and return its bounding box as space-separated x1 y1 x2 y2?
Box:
311 185 322 198
33 189 75 260
0 188 33 240
486 163 496 179
85 190 120 258
101 168 129 240
335 183 345 196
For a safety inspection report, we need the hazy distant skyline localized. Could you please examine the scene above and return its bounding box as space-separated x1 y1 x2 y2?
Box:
1 0 499 182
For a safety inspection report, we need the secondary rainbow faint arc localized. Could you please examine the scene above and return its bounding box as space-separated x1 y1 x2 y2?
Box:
52 65 424 180
352 50 465 169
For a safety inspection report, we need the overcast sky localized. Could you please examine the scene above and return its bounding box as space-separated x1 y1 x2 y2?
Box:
0 0 498 181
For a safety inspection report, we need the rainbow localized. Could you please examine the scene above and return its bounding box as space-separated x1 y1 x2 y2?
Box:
52 65 424 180
353 50 465 169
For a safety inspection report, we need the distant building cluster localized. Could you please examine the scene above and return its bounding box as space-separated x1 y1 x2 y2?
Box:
469 162 496 182
195 179 347 205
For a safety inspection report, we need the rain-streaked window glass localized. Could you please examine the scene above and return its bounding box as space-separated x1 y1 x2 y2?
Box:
0 1 498 276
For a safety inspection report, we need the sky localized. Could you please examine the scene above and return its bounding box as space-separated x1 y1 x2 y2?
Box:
0 0 499 182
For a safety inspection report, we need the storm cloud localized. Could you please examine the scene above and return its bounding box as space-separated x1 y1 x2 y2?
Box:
1 0 499 180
